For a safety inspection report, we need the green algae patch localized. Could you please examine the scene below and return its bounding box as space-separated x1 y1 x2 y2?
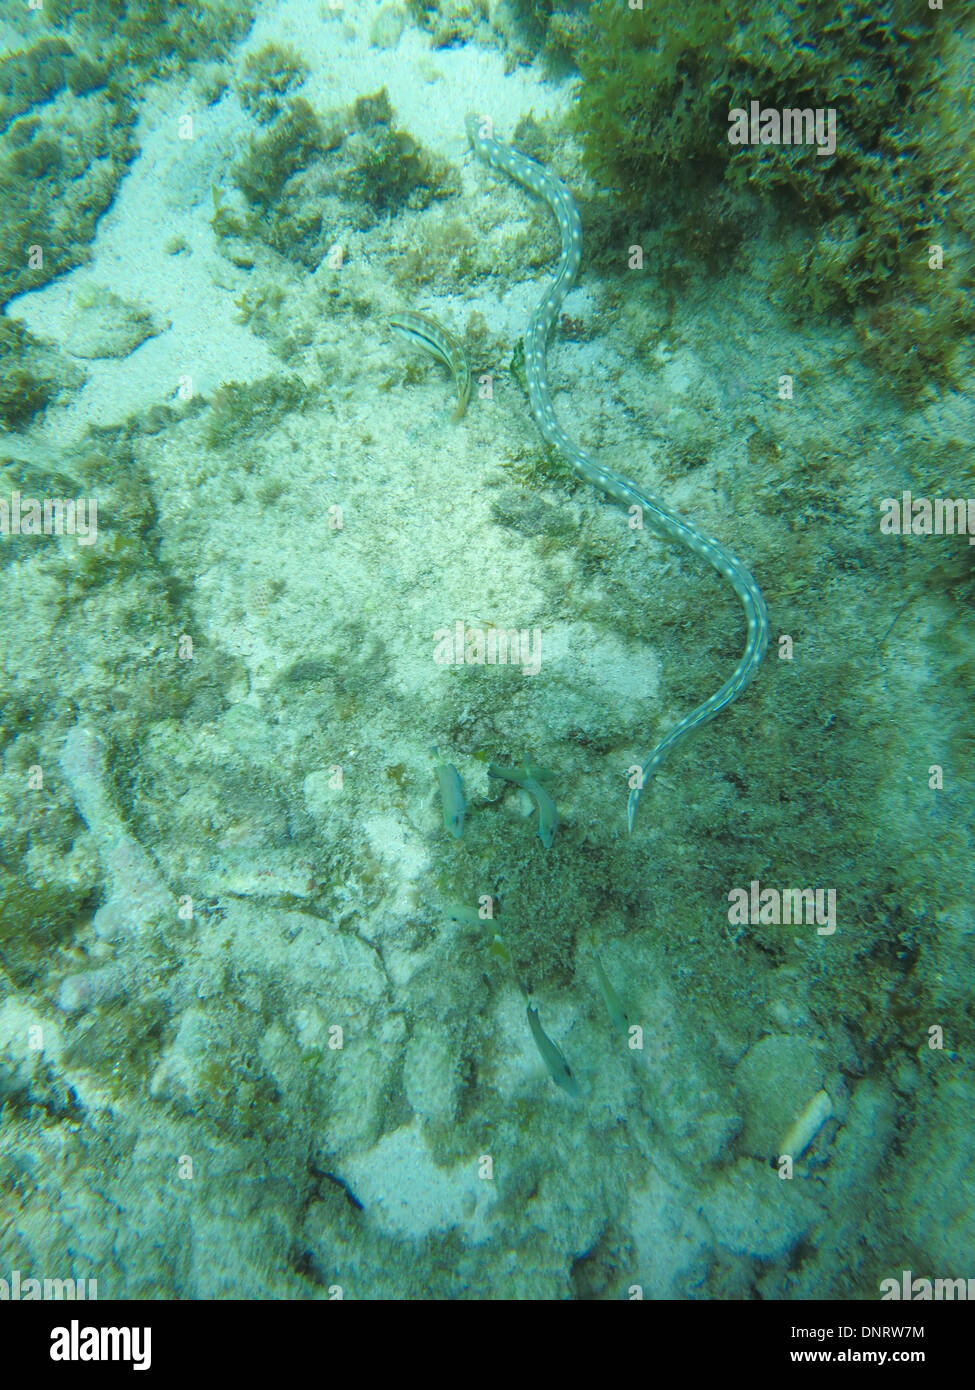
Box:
47 0 253 79
334 89 455 221
205 375 316 450
574 1 942 232
235 42 309 123
0 318 60 429
217 84 455 273
233 97 326 209
0 75 139 307
0 1 255 333
0 34 74 128
571 0 974 399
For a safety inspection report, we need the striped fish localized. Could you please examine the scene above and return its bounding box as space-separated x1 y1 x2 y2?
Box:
390 310 472 422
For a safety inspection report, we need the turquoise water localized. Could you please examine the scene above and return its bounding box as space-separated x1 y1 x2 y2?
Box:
0 0 972 1300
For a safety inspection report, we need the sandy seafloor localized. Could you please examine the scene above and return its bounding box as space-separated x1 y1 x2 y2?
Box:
0 0 972 1300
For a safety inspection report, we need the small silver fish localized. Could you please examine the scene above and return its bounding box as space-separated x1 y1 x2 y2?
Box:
593 952 629 1034
488 761 559 848
445 903 485 927
432 747 465 839
526 1003 579 1097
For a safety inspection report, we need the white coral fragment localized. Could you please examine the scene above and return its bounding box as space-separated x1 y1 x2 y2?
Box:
778 1088 833 1162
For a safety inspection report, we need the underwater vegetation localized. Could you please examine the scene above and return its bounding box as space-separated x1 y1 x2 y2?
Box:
232 96 327 210
235 40 308 124
405 0 588 72
205 376 316 451
0 1 256 426
572 0 975 400
0 0 253 309
0 34 137 304
0 319 58 429
216 75 454 271
46 0 253 75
